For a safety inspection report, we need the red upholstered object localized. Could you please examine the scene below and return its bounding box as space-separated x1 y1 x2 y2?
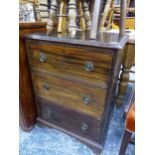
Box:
125 103 135 132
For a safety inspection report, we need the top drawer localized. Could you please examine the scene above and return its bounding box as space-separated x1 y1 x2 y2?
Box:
26 40 113 88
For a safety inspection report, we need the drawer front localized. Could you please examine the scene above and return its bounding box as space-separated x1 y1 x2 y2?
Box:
32 71 107 120
26 40 113 87
36 96 102 142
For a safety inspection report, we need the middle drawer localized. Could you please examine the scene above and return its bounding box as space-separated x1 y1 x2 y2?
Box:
31 71 107 120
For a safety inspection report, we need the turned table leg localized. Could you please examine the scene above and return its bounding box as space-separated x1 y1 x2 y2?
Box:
116 43 135 107
35 0 42 21
119 129 132 155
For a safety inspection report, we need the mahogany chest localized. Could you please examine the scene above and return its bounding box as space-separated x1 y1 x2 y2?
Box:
24 31 128 154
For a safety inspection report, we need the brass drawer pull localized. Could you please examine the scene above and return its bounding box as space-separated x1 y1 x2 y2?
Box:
83 96 91 105
40 53 47 62
81 123 88 132
84 61 94 72
46 109 53 117
43 83 49 91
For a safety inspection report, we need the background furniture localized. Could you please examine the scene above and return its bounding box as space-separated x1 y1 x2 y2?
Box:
19 22 46 131
113 0 135 30
111 0 135 107
116 32 135 106
119 86 135 155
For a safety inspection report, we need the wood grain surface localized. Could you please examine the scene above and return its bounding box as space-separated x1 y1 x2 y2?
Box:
26 40 113 88
31 71 107 120
19 22 46 131
36 96 102 142
24 30 128 154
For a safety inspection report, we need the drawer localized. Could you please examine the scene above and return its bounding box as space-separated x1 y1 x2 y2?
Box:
26 40 113 87
36 96 102 142
32 71 107 120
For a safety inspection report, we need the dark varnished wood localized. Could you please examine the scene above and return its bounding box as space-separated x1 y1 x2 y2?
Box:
19 22 47 29
36 96 102 142
24 31 129 49
99 47 125 144
31 71 107 120
24 31 128 153
19 22 46 131
26 39 113 88
119 130 133 155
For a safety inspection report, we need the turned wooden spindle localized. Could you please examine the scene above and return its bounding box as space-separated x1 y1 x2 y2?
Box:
35 0 41 21
99 0 112 32
119 0 126 38
126 0 131 14
106 0 115 30
78 0 86 31
89 0 102 39
46 0 58 31
116 43 135 107
90 0 95 16
82 0 91 31
57 0 67 33
68 0 77 33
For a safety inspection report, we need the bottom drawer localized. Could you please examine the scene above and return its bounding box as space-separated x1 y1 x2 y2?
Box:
36 96 102 142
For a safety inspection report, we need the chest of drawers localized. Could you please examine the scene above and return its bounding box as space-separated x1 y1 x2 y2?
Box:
25 32 128 154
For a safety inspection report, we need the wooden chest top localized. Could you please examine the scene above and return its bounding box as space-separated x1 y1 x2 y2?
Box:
24 31 128 49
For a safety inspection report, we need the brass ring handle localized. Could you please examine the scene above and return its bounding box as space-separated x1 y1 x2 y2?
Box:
84 61 94 72
43 83 49 91
83 96 91 105
81 123 88 132
40 53 47 62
